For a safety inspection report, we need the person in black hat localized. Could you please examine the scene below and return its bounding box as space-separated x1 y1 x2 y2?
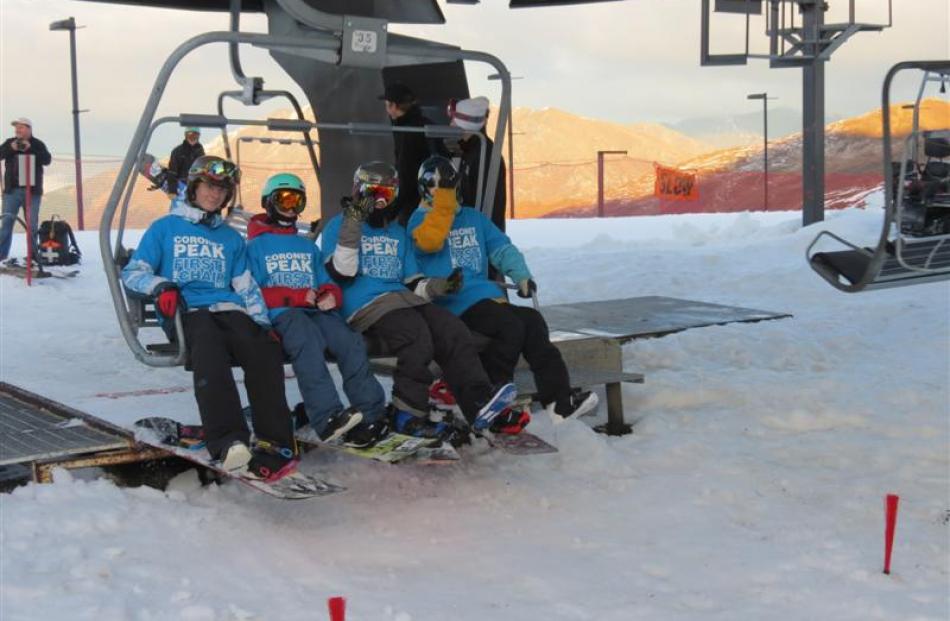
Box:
380 82 446 225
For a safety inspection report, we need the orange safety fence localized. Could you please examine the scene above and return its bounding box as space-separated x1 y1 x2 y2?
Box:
31 154 885 230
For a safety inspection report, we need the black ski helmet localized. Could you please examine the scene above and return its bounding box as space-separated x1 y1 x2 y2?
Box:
417 155 460 206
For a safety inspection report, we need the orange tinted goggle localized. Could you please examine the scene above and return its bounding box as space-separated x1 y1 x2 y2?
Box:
362 183 397 206
270 189 306 213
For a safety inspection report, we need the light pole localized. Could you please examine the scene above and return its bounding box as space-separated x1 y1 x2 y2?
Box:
50 17 87 230
747 92 776 211
597 150 627 218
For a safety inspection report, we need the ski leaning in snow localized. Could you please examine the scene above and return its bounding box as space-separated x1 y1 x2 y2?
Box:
0 258 79 279
133 417 345 500
243 406 459 464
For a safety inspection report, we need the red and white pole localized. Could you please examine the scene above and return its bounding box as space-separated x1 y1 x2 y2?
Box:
24 153 34 287
883 493 900 575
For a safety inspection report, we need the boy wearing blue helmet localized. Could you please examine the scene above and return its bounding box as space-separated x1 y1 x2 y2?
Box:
247 173 389 447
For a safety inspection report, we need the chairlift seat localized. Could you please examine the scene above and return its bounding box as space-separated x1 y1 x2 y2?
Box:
810 237 950 290
924 133 950 159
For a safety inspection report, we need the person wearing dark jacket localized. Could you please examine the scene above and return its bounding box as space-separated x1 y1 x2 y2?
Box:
164 127 205 199
449 97 508 232
380 83 445 226
0 117 52 262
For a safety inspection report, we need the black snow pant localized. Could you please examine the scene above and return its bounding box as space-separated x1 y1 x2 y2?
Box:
364 303 494 423
183 310 292 460
460 299 570 408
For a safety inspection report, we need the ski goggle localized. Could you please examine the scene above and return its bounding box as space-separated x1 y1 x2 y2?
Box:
356 182 397 208
195 159 240 185
269 188 307 214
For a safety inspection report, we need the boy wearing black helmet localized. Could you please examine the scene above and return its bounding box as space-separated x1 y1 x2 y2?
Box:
122 155 301 483
409 155 599 427
320 161 516 441
247 173 389 448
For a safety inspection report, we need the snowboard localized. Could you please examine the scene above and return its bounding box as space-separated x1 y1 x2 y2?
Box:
245 405 458 464
133 417 345 500
295 423 457 463
432 396 559 456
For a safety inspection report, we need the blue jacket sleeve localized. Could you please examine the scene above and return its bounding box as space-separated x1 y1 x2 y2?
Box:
120 222 169 296
230 241 271 327
484 214 532 284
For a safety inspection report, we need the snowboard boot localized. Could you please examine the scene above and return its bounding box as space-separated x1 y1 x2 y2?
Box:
391 408 453 441
428 379 461 415
317 407 363 443
245 439 300 483
488 407 532 435
472 383 518 431
547 389 599 421
341 418 391 448
220 441 253 473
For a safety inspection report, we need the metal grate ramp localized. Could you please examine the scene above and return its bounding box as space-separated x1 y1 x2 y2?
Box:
0 383 131 466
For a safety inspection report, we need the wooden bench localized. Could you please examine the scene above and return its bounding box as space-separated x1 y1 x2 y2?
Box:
368 335 644 436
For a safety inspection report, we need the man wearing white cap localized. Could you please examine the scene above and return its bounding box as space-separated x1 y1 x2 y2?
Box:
449 97 508 232
0 118 52 262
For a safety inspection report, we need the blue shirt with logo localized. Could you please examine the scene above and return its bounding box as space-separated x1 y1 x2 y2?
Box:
320 215 422 320
121 203 270 325
247 229 332 322
407 205 531 316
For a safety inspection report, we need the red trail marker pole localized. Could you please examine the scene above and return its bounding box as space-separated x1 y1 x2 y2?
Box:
24 153 34 287
883 494 900 574
327 596 346 621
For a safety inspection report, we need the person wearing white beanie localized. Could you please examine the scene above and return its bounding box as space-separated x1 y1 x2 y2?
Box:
449 97 508 232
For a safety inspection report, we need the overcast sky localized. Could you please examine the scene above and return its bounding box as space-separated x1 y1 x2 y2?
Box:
0 0 946 157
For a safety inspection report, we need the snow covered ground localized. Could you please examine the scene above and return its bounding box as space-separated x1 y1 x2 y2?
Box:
1 203 947 621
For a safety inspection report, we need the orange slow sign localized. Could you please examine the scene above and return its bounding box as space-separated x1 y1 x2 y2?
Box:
654 163 698 201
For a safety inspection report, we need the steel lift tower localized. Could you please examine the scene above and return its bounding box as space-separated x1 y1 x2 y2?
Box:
701 0 892 225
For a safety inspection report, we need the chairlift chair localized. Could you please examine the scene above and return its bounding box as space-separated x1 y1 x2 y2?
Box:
99 15 512 367
806 60 950 292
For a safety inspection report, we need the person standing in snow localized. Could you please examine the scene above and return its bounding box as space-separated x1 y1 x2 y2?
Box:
446 96 508 232
320 161 516 442
164 127 205 199
121 155 300 483
0 117 52 263
408 156 598 428
246 172 389 448
380 83 446 226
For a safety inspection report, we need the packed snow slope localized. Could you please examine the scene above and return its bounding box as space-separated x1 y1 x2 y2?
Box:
1 203 947 621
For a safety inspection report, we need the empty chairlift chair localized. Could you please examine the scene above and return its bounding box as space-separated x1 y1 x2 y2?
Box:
807 60 950 292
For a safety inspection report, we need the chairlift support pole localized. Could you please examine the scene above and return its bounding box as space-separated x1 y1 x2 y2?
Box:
701 0 891 226
801 0 824 226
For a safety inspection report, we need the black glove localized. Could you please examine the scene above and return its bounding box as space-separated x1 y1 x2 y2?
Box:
341 196 373 223
517 279 537 299
425 268 464 299
445 267 463 294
